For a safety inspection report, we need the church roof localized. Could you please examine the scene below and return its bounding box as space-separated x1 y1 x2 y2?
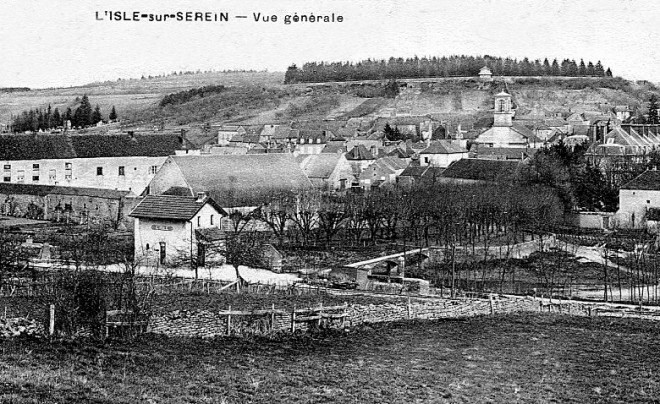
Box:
495 91 511 97
479 66 492 74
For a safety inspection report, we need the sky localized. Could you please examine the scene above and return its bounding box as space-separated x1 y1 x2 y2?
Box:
0 0 659 88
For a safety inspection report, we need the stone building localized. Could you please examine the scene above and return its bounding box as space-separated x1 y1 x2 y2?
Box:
616 170 660 228
0 132 195 195
0 183 138 229
130 194 226 265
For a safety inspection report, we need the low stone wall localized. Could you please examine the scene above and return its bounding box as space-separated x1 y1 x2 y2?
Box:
146 295 660 339
146 296 544 339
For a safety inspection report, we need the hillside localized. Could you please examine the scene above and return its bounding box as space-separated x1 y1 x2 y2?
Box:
0 71 284 124
2 74 658 129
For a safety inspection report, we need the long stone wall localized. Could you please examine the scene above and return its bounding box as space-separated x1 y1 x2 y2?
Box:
149 295 649 339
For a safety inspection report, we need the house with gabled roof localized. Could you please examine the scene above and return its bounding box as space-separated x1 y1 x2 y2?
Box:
397 165 429 187
217 125 245 146
271 126 299 145
345 145 376 183
296 130 332 154
616 170 660 229
479 66 492 80
358 156 408 189
297 153 354 191
145 154 312 207
419 140 468 167
130 193 227 266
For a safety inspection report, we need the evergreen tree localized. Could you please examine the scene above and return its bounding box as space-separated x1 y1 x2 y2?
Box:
91 105 103 124
605 68 613 77
578 59 587 76
284 64 301 84
648 94 659 124
594 61 605 76
586 62 595 76
73 94 93 127
64 107 73 126
551 59 561 76
52 108 61 127
542 58 551 75
109 105 117 121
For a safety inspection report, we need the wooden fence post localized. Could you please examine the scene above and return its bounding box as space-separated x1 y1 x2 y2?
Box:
49 304 55 336
342 302 347 328
270 304 275 332
226 305 232 336
291 305 296 333
407 297 412 319
489 296 494 315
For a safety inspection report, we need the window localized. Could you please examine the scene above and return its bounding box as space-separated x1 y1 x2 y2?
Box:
32 163 39 171
498 99 506 112
32 175 39 182
2 164 9 182
210 215 214 225
197 217 201 227
48 169 56 181
118 166 125 176
3 164 10 170
149 165 158 174
64 163 72 180
96 167 103 176
64 162 72 170
17 170 25 182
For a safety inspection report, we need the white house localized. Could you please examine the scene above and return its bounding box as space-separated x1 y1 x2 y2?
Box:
479 66 493 80
418 140 468 167
616 170 660 228
129 193 226 265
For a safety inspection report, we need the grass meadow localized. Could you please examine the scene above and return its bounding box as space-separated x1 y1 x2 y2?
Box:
1 313 659 403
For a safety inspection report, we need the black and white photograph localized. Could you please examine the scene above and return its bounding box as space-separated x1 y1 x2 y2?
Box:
1 0 660 402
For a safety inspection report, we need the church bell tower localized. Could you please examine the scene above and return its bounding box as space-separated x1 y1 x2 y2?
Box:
493 91 513 127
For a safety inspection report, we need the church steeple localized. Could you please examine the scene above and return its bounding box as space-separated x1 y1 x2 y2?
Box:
493 91 513 127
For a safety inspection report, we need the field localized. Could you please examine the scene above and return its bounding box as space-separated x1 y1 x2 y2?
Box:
1 313 659 403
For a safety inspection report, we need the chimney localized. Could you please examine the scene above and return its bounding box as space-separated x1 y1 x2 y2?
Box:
196 191 208 202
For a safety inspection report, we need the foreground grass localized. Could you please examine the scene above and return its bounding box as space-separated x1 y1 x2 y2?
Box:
1 313 659 403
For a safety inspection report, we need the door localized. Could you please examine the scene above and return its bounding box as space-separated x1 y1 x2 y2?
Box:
159 242 166 265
